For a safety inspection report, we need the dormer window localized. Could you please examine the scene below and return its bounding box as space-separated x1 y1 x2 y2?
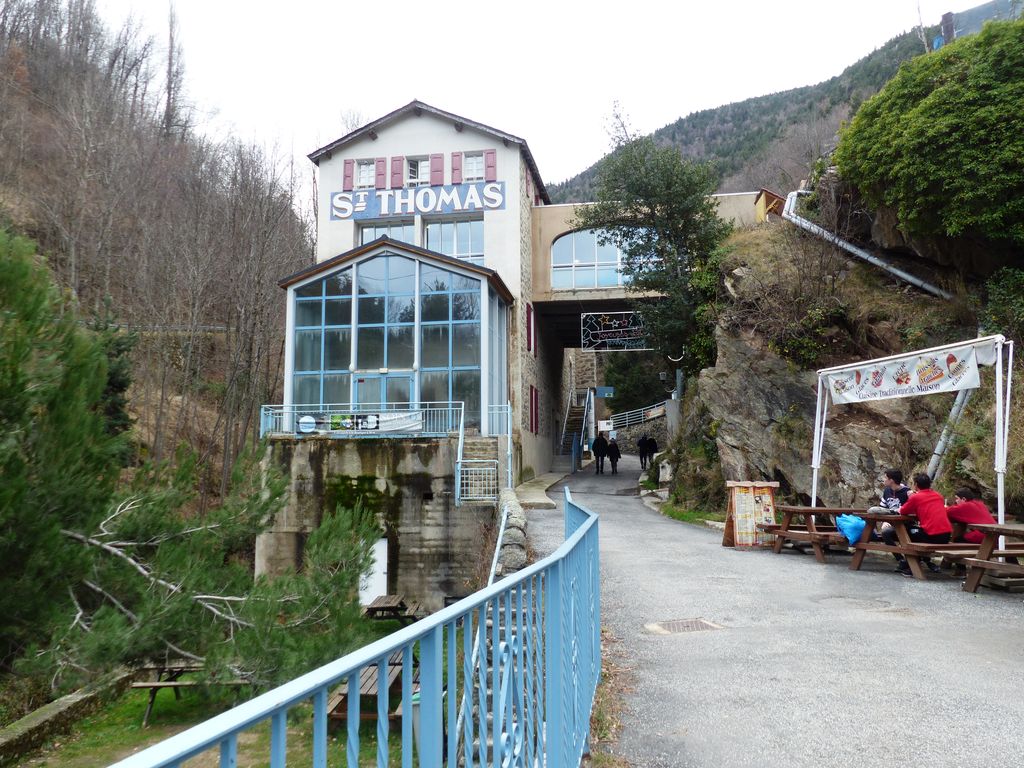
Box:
407 157 430 187
463 152 484 182
355 160 375 189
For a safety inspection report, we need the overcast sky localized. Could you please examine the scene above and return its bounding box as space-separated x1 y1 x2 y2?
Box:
94 0 985 187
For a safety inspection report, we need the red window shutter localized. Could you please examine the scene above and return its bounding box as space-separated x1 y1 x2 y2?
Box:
484 149 497 182
375 157 386 189
533 388 539 434
343 159 354 191
451 152 463 184
526 304 533 352
390 156 403 189
430 153 444 186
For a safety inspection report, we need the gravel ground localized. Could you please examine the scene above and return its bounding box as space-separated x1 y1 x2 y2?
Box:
528 454 1023 768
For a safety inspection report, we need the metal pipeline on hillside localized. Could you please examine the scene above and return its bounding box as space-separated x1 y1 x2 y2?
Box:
782 190 966 481
782 191 953 300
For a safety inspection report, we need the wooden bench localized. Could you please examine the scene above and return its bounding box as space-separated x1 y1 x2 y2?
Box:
760 506 864 563
327 651 405 724
962 523 1024 592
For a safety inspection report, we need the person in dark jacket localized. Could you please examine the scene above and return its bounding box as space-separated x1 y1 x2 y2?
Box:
607 438 622 474
592 432 608 474
638 434 650 470
646 436 659 465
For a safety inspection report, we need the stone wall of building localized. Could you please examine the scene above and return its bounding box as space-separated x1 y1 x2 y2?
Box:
256 436 495 611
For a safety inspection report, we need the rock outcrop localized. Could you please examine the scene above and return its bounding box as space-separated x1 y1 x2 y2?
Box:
696 326 947 507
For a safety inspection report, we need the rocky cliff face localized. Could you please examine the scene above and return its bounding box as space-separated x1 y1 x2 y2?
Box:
695 326 948 507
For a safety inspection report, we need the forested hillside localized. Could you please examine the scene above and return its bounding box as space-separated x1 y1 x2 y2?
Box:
0 0 311 496
550 27 930 200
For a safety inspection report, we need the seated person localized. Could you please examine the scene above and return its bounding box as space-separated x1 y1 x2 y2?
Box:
882 473 951 575
868 468 910 514
946 488 995 544
867 468 910 541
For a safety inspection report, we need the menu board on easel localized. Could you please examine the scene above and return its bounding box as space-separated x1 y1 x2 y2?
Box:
722 481 779 548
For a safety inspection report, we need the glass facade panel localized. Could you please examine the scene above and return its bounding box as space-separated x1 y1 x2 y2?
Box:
323 373 351 405
453 371 481 429
551 268 573 289
326 269 353 296
597 266 619 287
358 327 385 369
388 256 416 293
420 370 449 403
295 301 321 327
325 298 351 326
293 374 320 405
386 377 411 405
357 256 387 294
574 267 596 288
359 296 385 324
421 264 451 293
324 329 351 370
387 295 415 324
295 330 321 371
452 323 480 366
421 325 449 367
387 326 414 368
452 292 480 321
552 235 572 266
292 255 483 415
573 231 596 263
421 293 449 322
295 280 322 298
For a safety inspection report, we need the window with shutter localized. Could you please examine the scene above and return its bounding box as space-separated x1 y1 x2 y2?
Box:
463 152 484 182
355 160 375 189
407 157 430 187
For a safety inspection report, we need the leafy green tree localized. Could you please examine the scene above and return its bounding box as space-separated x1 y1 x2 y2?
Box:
835 18 1024 247
603 351 670 412
2 230 375 693
574 120 731 372
0 230 124 668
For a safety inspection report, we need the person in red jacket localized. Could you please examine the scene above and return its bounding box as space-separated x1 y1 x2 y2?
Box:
882 473 951 575
946 488 996 544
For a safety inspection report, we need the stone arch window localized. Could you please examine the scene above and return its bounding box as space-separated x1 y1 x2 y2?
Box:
550 229 628 290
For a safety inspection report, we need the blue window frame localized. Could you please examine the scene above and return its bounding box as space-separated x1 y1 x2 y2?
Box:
290 253 484 427
293 267 353 406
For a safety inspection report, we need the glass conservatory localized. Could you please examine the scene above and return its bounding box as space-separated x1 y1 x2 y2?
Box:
273 239 510 435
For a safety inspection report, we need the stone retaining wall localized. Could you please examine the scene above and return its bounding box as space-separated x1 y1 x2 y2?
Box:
0 671 133 766
495 488 528 576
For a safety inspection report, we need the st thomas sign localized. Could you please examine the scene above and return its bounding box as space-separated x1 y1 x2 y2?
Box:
331 182 506 220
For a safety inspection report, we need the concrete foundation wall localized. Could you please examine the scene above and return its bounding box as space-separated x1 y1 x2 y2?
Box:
256 436 495 610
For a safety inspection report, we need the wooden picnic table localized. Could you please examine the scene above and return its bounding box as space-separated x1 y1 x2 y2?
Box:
759 506 863 563
962 522 1024 593
362 595 421 625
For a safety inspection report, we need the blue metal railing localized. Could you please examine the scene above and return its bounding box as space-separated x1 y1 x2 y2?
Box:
109 487 600 768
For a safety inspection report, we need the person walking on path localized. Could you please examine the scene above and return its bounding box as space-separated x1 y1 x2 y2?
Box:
592 431 609 475
608 438 621 474
638 434 650 470
646 436 659 471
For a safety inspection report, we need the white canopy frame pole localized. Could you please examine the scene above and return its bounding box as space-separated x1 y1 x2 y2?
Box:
809 377 829 511
994 340 1014 551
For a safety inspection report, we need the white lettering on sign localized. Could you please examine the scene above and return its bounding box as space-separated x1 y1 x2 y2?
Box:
330 181 506 220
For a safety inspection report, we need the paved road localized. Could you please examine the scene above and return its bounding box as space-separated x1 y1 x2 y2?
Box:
528 454 1023 768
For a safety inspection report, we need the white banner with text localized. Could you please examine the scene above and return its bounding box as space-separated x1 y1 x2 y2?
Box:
825 344 981 404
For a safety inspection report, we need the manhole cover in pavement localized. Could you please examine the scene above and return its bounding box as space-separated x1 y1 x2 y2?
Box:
645 618 723 635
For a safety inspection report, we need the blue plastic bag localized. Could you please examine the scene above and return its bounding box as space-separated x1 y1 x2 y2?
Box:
836 514 866 546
